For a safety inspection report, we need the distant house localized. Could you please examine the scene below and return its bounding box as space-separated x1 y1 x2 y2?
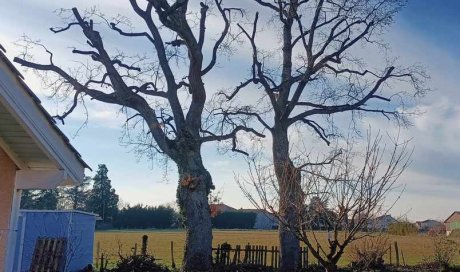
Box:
415 220 443 232
210 203 278 230
240 209 278 230
210 203 237 217
444 211 460 236
367 215 396 231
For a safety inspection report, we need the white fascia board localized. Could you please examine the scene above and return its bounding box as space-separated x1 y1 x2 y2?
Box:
0 64 85 184
15 170 69 189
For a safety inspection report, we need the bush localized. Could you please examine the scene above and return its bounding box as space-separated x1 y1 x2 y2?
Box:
350 235 390 270
212 212 257 229
419 235 459 272
387 221 418 236
114 204 179 229
448 229 460 238
432 235 459 270
110 255 170 272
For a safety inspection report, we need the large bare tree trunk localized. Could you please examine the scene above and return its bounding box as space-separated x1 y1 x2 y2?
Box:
176 144 213 271
273 128 300 271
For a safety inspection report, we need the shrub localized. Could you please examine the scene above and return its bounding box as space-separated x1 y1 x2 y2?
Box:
449 229 460 238
419 235 459 272
114 204 179 229
432 235 459 270
387 221 418 236
110 255 170 272
350 235 390 270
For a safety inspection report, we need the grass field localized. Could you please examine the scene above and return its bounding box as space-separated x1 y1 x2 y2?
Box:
94 230 460 268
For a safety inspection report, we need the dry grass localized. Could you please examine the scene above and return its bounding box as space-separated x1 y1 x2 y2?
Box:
94 230 460 268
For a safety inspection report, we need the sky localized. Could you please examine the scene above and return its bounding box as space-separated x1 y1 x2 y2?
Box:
0 0 459 221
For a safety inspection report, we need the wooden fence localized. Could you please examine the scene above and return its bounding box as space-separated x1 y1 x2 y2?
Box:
30 237 67 272
213 243 310 269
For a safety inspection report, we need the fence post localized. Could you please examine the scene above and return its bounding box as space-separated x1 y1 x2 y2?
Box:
170 241 176 268
401 249 406 266
257 245 261 265
95 241 100 268
302 247 306 268
244 244 249 263
264 246 268 266
260 246 263 265
226 244 231 265
237 245 241 263
389 245 392 265
306 246 309 267
298 247 302 270
270 246 274 267
132 243 138 256
394 241 400 267
99 254 103 272
141 235 148 256
216 244 221 264
99 254 104 272
317 243 320 266
306 247 309 268
274 246 278 269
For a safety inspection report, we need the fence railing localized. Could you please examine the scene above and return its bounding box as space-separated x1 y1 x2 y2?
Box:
213 243 310 269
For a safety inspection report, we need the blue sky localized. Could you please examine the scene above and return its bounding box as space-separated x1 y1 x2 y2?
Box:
0 0 459 221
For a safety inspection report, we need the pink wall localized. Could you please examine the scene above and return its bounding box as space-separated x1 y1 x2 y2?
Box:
0 147 17 267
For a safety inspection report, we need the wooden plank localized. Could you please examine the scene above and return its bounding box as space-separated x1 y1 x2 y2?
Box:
271 246 274 267
274 246 278 269
55 239 66 271
0 117 20 126
4 136 35 144
41 238 51 270
0 124 24 132
48 239 57 271
0 130 29 138
30 238 67 272
31 239 44 271
264 246 267 266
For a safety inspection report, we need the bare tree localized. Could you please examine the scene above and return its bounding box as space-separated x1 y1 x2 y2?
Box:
217 0 426 269
238 133 411 272
13 1 260 270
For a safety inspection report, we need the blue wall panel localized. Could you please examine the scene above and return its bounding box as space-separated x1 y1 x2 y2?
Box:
13 210 96 272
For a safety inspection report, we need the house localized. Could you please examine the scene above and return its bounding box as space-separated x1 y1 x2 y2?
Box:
210 203 237 217
367 215 396 231
444 211 460 236
415 219 443 232
240 209 278 230
210 203 278 230
0 45 88 271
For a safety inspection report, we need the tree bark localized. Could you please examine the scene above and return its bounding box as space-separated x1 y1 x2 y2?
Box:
176 142 213 271
272 127 300 272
